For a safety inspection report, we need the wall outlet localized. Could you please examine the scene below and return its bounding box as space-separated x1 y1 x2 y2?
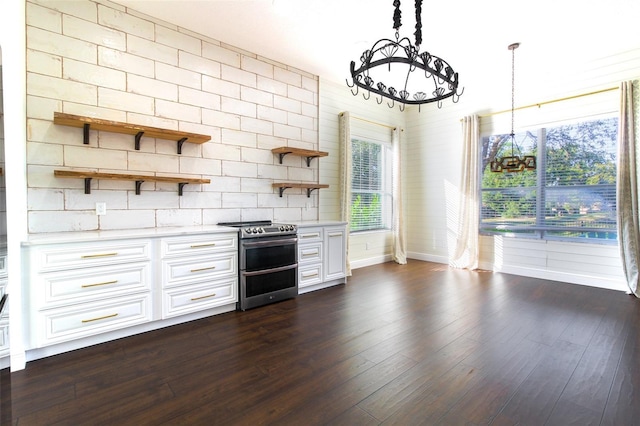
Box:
96 202 107 216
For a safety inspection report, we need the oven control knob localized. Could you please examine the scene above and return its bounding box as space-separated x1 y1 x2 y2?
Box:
245 228 251 234
252 228 258 234
258 228 264 233
279 225 284 231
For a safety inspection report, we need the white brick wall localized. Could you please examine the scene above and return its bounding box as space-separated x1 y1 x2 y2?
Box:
25 0 320 233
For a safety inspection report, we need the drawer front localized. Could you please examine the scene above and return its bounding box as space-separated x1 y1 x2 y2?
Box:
0 253 6 278
298 263 323 288
0 278 6 299
297 228 323 243
162 277 237 319
38 262 151 308
0 318 8 356
162 252 237 287
161 233 237 257
298 242 323 264
37 294 151 346
34 240 152 272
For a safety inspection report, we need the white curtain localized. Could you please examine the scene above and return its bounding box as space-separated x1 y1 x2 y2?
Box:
392 126 407 264
339 112 352 276
617 81 639 297
449 115 480 270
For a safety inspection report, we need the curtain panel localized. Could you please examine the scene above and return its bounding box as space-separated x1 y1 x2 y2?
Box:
617 80 639 297
339 112 352 276
449 115 480 270
392 126 407 264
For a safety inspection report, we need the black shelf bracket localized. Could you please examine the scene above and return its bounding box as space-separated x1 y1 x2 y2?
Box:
83 178 92 194
135 180 144 195
306 187 319 198
83 123 90 144
134 131 145 150
178 183 188 196
278 186 291 197
277 152 291 164
177 137 188 154
304 156 319 167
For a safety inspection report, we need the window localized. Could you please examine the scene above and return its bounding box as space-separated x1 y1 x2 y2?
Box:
480 117 618 242
351 138 393 232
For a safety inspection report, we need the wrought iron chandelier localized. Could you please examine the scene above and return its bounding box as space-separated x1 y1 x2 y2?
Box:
490 43 536 173
346 0 462 111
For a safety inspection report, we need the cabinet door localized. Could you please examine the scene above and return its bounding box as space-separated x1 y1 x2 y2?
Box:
324 226 346 281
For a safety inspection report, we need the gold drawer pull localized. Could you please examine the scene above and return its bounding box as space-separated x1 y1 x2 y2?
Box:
82 280 118 288
302 252 318 257
190 266 216 273
81 252 118 259
328 232 342 237
303 272 319 278
191 293 217 301
82 313 118 323
190 243 216 248
301 233 320 239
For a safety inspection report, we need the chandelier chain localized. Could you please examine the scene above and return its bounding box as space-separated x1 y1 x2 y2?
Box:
414 0 423 46
393 0 401 30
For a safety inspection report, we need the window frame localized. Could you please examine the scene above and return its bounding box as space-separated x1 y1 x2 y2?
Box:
350 136 393 234
479 115 618 244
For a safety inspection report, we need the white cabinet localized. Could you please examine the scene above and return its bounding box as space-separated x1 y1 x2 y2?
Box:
26 239 154 347
324 226 347 281
160 233 238 318
297 223 347 294
0 249 8 360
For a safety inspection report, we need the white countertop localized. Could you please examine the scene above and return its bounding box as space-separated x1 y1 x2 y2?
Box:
22 225 237 246
294 220 348 228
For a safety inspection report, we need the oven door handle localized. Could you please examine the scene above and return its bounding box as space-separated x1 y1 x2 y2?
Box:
242 237 298 248
242 263 298 277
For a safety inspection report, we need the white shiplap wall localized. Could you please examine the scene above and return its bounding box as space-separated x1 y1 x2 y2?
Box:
404 47 640 291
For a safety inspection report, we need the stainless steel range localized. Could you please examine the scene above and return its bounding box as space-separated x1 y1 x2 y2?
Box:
218 221 298 310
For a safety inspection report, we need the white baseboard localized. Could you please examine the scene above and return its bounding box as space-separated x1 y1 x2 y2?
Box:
350 254 393 269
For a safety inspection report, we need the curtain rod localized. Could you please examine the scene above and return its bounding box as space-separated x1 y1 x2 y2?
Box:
478 86 619 119
340 112 401 131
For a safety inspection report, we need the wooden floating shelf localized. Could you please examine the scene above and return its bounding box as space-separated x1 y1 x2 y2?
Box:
54 170 210 196
272 147 328 167
272 182 329 198
54 112 211 154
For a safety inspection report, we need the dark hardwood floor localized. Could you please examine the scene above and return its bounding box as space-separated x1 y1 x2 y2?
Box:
2 260 639 425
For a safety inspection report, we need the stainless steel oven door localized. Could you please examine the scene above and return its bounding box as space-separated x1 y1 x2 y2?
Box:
239 235 298 310
240 236 297 271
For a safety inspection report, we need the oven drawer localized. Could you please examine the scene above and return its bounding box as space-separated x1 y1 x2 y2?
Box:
161 233 237 257
162 252 237 287
36 262 152 309
162 277 237 319
35 293 152 347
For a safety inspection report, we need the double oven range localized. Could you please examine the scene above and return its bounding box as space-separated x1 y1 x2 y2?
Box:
218 221 298 310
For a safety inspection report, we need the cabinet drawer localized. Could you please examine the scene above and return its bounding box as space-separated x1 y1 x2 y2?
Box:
37 262 151 308
297 228 323 243
162 277 237 319
298 242 323 264
161 233 237 257
34 240 152 272
36 294 151 346
0 253 6 278
298 263 323 288
0 318 8 356
162 252 237 287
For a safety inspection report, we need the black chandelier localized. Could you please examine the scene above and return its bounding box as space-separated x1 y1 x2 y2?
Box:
490 43 536 173
346 0 463 111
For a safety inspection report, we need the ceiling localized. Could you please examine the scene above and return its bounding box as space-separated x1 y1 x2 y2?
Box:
117 0 639 88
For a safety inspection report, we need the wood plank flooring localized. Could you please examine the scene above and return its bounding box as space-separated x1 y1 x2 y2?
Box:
2 260 639 425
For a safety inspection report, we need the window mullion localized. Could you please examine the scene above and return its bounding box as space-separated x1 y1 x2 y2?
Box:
536 127 546 238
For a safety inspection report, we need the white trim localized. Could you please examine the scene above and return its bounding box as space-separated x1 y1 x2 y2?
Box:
350 254 393 269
